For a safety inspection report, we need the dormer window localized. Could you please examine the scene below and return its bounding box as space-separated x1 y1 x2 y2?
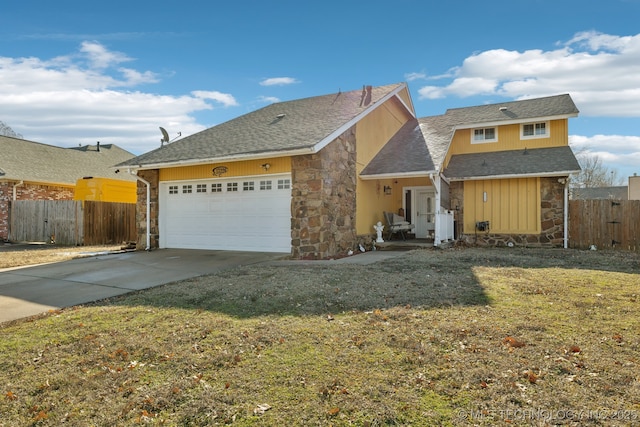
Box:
521 121 549 139
472 127 497 143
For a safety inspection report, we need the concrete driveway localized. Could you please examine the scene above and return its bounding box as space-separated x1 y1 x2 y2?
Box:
0 249 287 324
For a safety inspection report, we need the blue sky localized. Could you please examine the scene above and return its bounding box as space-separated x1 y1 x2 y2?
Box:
1 0 639 182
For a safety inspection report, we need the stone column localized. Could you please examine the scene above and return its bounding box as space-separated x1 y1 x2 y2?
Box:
291 127 357 259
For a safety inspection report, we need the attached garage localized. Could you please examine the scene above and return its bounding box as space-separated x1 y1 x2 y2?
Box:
159 174 292 252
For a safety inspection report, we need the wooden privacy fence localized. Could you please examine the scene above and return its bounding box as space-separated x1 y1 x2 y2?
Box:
569 199 640 251
9 200 136 246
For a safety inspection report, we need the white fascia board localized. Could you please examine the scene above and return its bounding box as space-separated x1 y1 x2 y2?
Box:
313 83 413 153
359 170 435 180
127 147 316 171
446 170 582 181
454 113 578 130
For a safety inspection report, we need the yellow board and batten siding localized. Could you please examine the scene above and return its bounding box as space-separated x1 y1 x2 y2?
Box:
446 119 568 235
354 90 415 235
159 157 292 181
443 119 569 166
464 178 540 234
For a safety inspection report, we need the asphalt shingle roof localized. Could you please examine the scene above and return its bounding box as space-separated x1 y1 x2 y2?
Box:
444 93 579 127
360 115 454 176
570 186 628 200
361 93 579 178
0 136 135 185
119 83 407 168
443 146 582 179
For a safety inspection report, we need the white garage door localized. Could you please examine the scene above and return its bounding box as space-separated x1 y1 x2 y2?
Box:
159 174 291 252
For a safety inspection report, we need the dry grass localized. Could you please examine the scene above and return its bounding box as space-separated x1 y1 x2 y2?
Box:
1 247 639 426
0 244 124 269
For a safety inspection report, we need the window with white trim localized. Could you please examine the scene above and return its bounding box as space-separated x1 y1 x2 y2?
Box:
243 181 255 191
260 180 272 190
182 185 193 194
521 121 549 139
196 184 207 193
472 127 497 143
227 182 238 192
169 185 178 194
211 183 222 193
277 179 291 189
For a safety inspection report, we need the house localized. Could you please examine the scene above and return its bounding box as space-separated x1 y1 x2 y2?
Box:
0 136 135 241
118 83 581 258
570 186 628 200
570 175 640 201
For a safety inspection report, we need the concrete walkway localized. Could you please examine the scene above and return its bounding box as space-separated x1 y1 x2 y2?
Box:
0 248 409 324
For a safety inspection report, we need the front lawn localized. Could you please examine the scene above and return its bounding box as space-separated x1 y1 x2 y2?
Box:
1 248 638 426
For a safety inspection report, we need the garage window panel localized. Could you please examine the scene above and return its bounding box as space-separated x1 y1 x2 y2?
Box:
227 182 238 192
243 181 255 191
196 184 207 193
169 185 178 194
182 185 193 194
211 183 222 193
260 180 272 190
277 179 291 189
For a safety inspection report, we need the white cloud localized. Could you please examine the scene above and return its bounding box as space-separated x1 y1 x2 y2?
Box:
404 72 427 81
79 41 132 69
416 31 640 118
259 77 299 86
570 134 640 177
192 90 239 107
256 95 280 104
0 42 237 155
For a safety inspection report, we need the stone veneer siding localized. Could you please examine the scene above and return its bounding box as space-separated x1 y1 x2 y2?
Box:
0 182 74 241
291 127 358 259
135 170 160 250
455 177 566 247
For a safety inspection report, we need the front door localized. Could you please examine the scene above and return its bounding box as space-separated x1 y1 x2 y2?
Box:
415 189 436 238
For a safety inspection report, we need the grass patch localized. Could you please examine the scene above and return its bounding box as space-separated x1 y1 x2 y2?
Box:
1 247 639 425
0 244 123 269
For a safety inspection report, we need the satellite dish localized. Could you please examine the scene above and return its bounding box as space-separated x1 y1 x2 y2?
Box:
159 127 170 144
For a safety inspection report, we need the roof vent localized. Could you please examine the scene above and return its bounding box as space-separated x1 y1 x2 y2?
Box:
276 113 285 119
499 106 508 111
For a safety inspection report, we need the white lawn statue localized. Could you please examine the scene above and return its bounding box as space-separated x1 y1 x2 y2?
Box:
373 221 385 243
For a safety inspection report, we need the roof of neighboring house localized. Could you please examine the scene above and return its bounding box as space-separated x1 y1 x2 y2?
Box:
444 146 581 180
570 186 628 200
0 136 135 185
119 83 411 169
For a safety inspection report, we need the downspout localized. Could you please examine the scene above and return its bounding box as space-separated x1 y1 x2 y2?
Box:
129 169 151 251
429 173 441 247
9 181 24 242
563 178 569 249
13 180 24 200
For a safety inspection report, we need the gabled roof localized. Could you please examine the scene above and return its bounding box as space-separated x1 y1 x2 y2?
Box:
443 146 581 180
444 93 579 129
360 115 454 178
361 93 580 179
0 136 135 185
119 83 412 169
